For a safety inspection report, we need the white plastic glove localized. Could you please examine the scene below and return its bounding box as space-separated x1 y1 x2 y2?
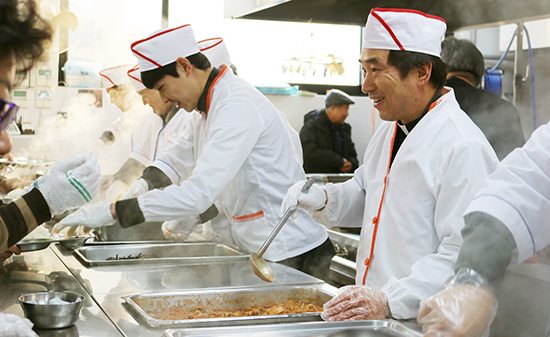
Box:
120 178 149 200
105 180 128 201
321 286 390 321
162 215 200 241
87 138 105 155
280 181 327 218
53 202 116 233
35 153 101 215
418 269 497 337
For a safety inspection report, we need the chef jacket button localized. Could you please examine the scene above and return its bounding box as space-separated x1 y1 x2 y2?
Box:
364 258 370 266
372 217 378 224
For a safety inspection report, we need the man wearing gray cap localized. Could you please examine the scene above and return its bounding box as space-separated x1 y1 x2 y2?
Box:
300 89 359 173
441 37 524 160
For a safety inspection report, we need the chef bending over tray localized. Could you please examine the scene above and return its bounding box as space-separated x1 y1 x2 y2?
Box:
281 8 498 321
96 64 197 202
54 24 336 281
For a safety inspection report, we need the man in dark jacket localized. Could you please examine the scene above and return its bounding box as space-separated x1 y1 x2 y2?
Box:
441 37 525 160
300 89 359 173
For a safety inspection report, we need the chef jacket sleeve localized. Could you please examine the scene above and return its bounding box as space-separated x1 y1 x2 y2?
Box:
454 212 516 290
133 99 264 223
150 119 198 185
381 140 497 319
128 113 159 167
308 164 367 228
0 188 51 251
464 121 550 262
113 158 146 186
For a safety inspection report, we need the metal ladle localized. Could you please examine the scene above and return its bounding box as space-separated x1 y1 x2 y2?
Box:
249 177 315 282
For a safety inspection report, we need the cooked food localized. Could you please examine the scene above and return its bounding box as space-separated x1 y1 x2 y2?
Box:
148 300 323 320
106 253 159 260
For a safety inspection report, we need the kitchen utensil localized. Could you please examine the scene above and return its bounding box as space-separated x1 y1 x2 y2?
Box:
250 178 315 282
17 239 52 252
18 291 84 329
58 236 89 250
124 285 334 329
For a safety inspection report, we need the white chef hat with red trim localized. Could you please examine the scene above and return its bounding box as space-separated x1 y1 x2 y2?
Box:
99 64 134 88
363 8 446 57
127 64 146 91
130 24 200 72
198 37 231 68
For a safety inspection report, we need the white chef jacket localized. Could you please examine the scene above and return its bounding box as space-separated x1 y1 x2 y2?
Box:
465 121 550 263
107 105 150 146
129 108 199 167
310 88 498 319
138 66 327 261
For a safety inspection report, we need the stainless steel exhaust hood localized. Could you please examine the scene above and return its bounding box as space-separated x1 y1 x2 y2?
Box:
225 0 550 32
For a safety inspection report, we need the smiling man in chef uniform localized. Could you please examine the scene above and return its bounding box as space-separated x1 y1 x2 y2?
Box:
282 8 499 320
55 26 335 280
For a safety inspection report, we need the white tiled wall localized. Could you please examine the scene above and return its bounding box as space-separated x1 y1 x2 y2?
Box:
265 94 379 166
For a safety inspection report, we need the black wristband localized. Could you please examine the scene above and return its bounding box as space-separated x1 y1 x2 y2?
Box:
141 166 172 189
116 198 145 228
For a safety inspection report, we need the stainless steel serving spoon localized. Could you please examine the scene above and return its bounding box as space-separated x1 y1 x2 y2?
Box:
249 177 315 282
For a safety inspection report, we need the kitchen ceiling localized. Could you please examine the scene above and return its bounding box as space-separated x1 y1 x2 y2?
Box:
226 0 550 32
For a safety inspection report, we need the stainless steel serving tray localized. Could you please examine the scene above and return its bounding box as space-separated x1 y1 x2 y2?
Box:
123 285 335 329
163 320 423 337
74 242 247 266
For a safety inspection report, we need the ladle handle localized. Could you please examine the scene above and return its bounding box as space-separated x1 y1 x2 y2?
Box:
257 177 315 257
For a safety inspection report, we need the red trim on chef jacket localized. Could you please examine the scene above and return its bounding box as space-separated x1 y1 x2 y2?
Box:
372 8 446 24
363 123 397 285
232 210 265 223
130 24 192 69
199 37 223 52
362 87 449 285
206 65 229 113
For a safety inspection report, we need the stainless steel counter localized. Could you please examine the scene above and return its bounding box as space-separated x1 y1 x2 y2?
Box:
2 241 422 337
51 242 336 337
0 246 123 336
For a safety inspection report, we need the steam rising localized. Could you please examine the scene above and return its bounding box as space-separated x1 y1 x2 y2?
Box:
16 90 145 177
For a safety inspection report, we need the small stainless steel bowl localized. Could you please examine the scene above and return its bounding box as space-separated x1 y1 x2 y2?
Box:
58 237 89 250
17 239 51 252
18 292 84 329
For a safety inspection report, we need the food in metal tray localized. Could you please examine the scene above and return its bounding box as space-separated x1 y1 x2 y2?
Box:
106 253 159 260
147 300 323 320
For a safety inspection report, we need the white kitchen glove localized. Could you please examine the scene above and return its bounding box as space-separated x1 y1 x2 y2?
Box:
86 138 105 155
105 180 128 201
280 181 327 218
35 153 101 215
120 178 149 200
53 202 116 233
161 215 200 241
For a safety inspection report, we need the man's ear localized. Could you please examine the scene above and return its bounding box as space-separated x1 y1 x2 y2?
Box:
176 57 192 75
416 62 433 86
